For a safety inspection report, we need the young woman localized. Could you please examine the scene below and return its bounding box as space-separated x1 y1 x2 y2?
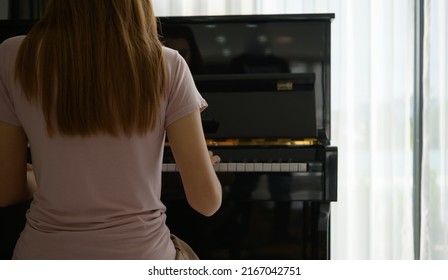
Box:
0 0 222 259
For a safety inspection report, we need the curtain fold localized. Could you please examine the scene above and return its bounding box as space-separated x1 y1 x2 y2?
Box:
420 0 448 260
153 0 260 16
324 0 415 259
153 0 416 260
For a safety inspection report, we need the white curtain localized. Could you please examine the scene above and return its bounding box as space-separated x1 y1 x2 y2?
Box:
153 0 416 260
421 0 448 260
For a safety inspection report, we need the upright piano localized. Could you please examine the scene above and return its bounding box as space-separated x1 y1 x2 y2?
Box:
159 14 337 260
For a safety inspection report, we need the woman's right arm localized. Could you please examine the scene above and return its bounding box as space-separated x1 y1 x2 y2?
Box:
166 110 222 217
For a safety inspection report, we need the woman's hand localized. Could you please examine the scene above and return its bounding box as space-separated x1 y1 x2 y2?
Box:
208 151 221 166
27 163 38 194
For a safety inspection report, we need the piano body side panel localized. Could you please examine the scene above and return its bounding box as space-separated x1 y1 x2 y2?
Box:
325 146 338 201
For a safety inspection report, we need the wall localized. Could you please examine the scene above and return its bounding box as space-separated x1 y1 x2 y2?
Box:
0 0 9 19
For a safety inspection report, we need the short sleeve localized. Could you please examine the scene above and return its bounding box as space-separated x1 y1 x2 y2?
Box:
0 40 21 126
164 48 207 128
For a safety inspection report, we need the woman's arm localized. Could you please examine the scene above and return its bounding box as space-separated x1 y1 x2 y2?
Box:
166 111 222 216
0 121 33 207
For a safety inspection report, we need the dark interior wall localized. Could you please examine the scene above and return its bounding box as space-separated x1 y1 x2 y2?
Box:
0 0 8 19
8 0 46 19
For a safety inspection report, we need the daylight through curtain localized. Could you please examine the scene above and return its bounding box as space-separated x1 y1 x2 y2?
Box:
420 0 448 260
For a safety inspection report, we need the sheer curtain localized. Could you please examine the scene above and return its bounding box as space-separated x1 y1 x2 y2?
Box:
153 0 416 260
421 0 448 260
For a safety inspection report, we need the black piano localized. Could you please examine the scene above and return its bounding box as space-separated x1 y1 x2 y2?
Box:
159 14 337 260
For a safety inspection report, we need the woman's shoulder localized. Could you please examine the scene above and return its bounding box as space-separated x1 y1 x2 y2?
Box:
0 36 26 61
162 46 182 63
0 36 26 77
1 35 26 51
162 46 190 78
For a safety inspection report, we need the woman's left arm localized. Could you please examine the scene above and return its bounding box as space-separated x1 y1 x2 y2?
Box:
0 121 32 207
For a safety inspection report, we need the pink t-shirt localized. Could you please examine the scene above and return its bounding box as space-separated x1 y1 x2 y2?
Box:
0 36 207 259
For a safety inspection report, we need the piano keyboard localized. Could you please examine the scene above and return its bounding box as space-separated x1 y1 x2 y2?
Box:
162 162 309 172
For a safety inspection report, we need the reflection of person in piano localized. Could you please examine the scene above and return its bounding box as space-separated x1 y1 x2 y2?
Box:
161 25 205 74
229 28 290 74
227 173 293 246
0 0 221 260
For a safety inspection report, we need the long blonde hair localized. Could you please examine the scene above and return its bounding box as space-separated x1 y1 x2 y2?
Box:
15 0 166 137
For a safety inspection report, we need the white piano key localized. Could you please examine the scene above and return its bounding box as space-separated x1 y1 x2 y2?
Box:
289 163 299 172
237 163 246 172
271 163 281 172
227 163 237 172
280 163 290 172
163 162 309 173
165 163 176 172
245 163 255 172
262 163 272 172
219 163 228 172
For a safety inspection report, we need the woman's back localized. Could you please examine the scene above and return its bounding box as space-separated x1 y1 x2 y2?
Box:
1 36 210 259
0 0 221 259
